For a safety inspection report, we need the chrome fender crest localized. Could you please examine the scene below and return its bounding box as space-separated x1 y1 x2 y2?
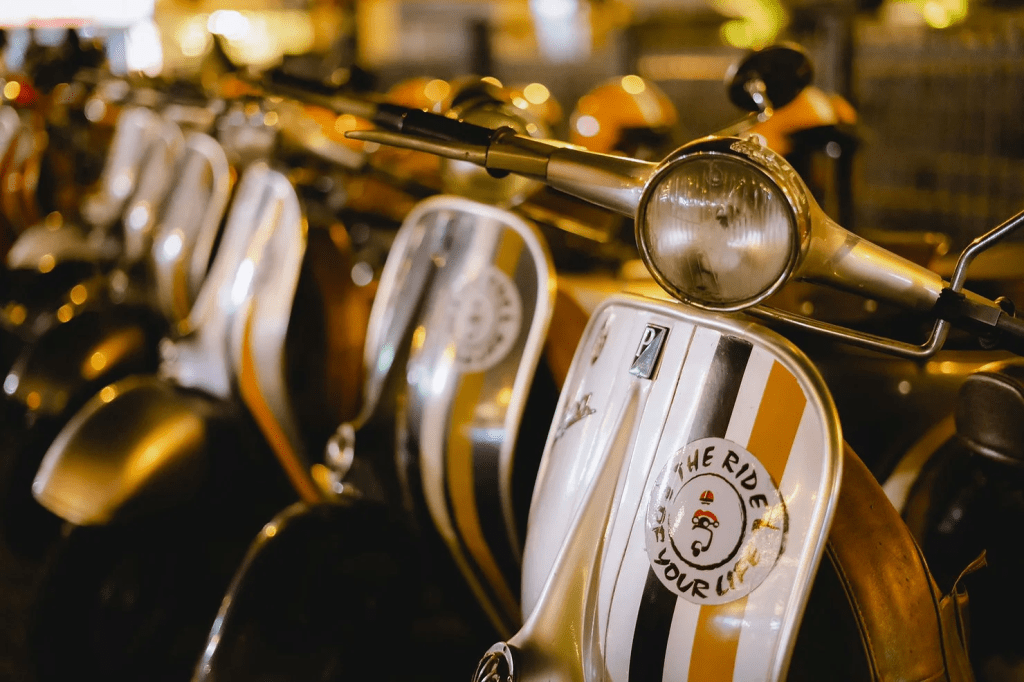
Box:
644 436 787 605
450 265 523 373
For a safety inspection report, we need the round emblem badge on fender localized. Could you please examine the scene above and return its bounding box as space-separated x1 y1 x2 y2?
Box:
451 266 523 373
644 437 787 605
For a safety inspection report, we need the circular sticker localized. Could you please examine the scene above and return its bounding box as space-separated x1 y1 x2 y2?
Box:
644 437 787 605
451 266 523 373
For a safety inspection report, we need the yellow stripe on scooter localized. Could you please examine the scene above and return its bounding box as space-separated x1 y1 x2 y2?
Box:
239 308 326 505
446 370 520 624
445 227 524 631
687 361 807 682
172 257 190 323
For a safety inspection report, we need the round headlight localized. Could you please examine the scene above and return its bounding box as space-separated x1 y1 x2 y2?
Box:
637 152 799 310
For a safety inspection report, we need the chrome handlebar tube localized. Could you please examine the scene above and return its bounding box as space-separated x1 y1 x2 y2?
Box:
348 108 1024 359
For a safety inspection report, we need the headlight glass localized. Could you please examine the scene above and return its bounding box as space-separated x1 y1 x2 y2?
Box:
638 155 796 309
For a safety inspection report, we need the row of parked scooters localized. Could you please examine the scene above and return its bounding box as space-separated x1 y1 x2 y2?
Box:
1 37 1023 682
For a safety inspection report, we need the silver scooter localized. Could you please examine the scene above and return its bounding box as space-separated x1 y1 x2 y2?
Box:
24 95 418 682
27 159 309 682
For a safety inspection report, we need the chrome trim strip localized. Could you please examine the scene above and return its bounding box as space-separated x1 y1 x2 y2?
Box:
122 117 186 264
151 132 231 327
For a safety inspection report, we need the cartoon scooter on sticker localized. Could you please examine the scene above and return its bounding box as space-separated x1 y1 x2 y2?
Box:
690 491 718 558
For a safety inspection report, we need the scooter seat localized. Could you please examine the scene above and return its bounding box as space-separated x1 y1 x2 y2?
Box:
32 375 228 526
0 262 102 342
954 359 1024 465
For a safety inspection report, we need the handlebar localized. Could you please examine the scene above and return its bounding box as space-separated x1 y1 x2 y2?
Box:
345 107 1024 358
261 80 498 149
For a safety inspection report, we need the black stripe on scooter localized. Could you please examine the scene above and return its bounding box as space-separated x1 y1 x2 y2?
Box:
627 334 753 682
440 414 518 635
473 442 522 595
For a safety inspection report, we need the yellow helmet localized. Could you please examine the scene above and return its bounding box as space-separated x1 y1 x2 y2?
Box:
384 76 450 113
345 77 451 217
569 75 678 159
747 85 858 156
507 82 564 132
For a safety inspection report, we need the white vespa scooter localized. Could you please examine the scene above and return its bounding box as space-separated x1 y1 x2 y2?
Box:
346 109 1023 679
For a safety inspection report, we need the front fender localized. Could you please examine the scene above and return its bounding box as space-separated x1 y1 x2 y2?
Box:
32 375 217 525
5 307 162 419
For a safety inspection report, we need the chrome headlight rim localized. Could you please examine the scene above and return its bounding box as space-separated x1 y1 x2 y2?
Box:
635 135 812 312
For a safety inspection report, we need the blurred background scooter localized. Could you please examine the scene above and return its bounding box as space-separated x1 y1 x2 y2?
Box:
23 90 380 679
0 124 230 560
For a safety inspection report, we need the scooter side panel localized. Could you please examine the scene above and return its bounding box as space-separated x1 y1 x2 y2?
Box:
184 134 231 306
520 294 841 682
194 501 421 682
80 106 163 229
121 117 186 264
151 133 232 326
228 170 314 502
165 162 275 400
6 107 165 269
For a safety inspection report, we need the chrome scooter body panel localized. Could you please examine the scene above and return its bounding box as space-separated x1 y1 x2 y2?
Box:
225 164 309 497
150 132 232 324
81 106 167 231
32 165 306 525
511 293 841 682
0 105 19 169
120 117 188 265
163 162 286 400
356 194 555 633
6 106 171 270
1 132 216 423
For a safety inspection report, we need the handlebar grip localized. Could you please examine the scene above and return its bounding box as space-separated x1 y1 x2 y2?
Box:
374 104 495 147
266 68 338 97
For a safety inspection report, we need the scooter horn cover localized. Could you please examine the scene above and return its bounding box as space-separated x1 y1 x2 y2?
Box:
514 293 842 681
359 194 555 635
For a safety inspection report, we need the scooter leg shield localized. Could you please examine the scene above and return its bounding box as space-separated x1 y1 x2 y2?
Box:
31 374 218 526
194 501 493 682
